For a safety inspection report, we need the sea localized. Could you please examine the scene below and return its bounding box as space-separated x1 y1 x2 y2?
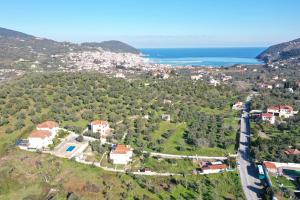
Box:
140 47 266 67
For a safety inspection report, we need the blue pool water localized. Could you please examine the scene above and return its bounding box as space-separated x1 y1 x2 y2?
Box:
140 47 266 67
66 146 76 152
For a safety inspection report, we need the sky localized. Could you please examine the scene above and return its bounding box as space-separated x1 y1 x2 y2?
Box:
0 0 300 48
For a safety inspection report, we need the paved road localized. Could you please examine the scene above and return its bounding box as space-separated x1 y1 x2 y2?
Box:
238 96 263 200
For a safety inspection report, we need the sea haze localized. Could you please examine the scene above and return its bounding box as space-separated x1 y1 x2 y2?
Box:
140 47 266 67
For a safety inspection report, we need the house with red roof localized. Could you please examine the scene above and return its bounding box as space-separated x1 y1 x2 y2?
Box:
261 113 276 124
263 162 277 174
267 105 296 118
109 144 133 165
89 120 110 143
201 164 227 174
28 130 53 149
284 149 300 156
28 121 60 149
37 120 59 136
232 101 244 110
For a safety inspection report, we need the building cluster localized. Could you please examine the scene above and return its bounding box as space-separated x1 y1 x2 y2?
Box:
62 50 171 74
251 105 298 125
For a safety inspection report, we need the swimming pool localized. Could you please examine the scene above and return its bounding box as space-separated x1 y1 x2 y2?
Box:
66 146 76 152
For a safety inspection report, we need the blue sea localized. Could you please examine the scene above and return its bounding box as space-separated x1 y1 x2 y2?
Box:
140 47 266 67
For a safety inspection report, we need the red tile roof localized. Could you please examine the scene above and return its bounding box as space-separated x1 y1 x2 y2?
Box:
37 121 59 129
29 130 51 138
203 164 227 170
268 105 293 112
264 162 277 169
91 120 109 126
111 144 132 154
284 149 300 155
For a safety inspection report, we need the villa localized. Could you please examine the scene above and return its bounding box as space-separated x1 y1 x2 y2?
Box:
90 120 110 143
109 144 133 165
28 120 59 149
267 105 297 118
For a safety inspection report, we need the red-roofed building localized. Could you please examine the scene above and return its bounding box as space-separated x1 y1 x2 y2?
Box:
202 164 227 174
267 105 296 118
261 113 276 124
284 149 300 156
263 162 277 174
37 121 59 136
90 120 110 143
28 130 53 149
110 144 133 165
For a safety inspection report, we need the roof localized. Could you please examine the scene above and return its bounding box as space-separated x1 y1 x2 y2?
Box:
284 149 300 155
268 105 293 112
264 162 277 169
29 130 51 139
91 120 109 126
37 121 59 129
111 144 132 154
203 164 227 170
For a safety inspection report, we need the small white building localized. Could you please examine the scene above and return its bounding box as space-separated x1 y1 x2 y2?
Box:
28 130 53 149
161 114 171 121
202 164 227 174
90 120 110 143
232 102 244 110
191 75 203 80
110 144 133 165
261 113 276 124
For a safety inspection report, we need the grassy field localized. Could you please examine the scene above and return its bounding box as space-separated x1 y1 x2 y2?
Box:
0 149 245 200
136 121 236 156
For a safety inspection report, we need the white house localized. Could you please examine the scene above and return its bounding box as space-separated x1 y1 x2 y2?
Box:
232 102 244 110
267 105 296 118
28 121 60 149
110 144 133 165
201 164 227 174
36 121 59 138
191 75 203 80
261 113 276 124
28 130 53 149
90 120 110 143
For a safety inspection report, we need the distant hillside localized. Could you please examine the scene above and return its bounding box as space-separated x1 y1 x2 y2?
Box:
0 27 84 67
257 38 300 63
81 40 140 54
0 27 140 68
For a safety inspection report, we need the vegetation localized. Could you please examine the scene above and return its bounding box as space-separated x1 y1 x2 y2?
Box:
0 149 245 200
0 72 240 156
250 88 300 163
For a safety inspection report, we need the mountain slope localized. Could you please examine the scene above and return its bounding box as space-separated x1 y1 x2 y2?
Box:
257 38 300 63
81 40 140 54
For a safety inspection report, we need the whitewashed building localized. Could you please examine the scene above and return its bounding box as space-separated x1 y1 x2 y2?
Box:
90 120 110 143
110 144 133 165
28 130 53 149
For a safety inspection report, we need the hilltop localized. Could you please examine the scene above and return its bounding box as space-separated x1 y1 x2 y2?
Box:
81 40 140 54
257 38 300 64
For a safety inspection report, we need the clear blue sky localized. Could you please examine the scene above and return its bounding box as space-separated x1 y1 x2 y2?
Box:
1 0 299 48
